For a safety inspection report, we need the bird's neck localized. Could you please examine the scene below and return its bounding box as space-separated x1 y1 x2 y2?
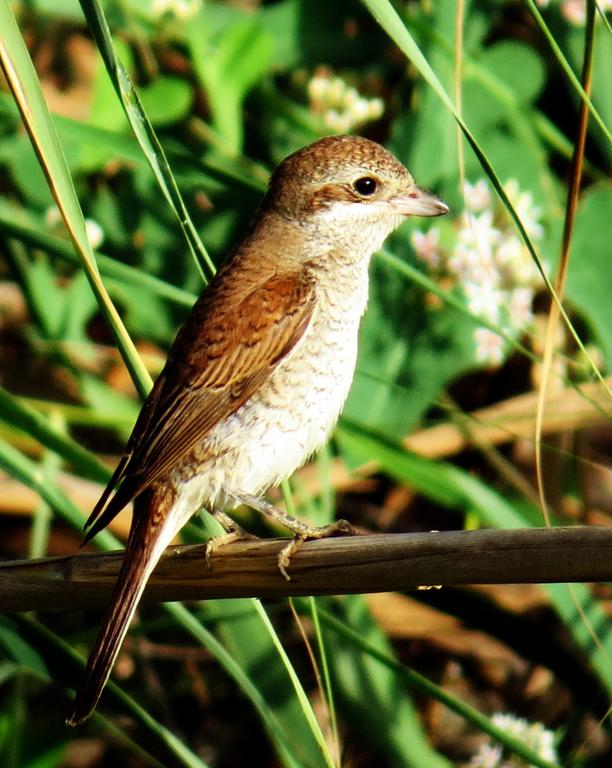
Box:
263 209 376 312
227 210 374 315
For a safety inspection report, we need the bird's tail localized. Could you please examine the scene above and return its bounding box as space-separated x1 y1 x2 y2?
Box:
67 487 175 725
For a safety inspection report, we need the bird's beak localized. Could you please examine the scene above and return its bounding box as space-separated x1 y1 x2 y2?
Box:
389 187 449 217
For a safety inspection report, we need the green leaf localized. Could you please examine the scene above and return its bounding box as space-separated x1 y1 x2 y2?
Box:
80 42 132 172
480 41 545 104
0 0 152 399
546 583 612 698
139 76 193 127
167 602 314 768
337 423 531 528
0 621 48 677
390 0 458 187
324 596 451 767
344 255 475 438
566 183 612 366
22 743 67 768
78 0 215 279
23 256 64 338
314 604 561 768
3 136 54 208
0 436 118 548
0 205 196 309
58 270 99 342
187 16 273 152
8 614 208 768
0 386 111 484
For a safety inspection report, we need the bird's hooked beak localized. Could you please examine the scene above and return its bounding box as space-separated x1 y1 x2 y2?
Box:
388 186 449 217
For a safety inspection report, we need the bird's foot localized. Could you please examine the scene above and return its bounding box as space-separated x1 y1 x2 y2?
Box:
277 519 356 581
205 509 258 569
230 491 356 581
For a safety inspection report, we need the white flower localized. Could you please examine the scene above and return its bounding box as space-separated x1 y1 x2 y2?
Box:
307 75 328 103
322 109 353 133
470 713 560 766
470 742 503 768
448 242 481 279
459 210 502 261
411 227 441 267
508 287 534 329
45 206 104 250
515 259 542 290
415 178 547 371
464 179 492 213
505 180 544 240
474 327 504 365
44 206 62 227
307 70 384 131
352 97 372 122
327 77 346 104
341 88 359 110
494 233 522 268
469 258 502 288
368 98 385 120
84 218 104 250
153 0 201 20
562 0 587 25
465 281 503 323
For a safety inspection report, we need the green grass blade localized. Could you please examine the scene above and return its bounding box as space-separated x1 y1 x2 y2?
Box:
0 208 196 309
0 90 266 193
319 595 451 767
378 249 538 365
312 603 561 768
0 386 111 484
361 0 610 394
0 437 117 550
337 423 532 528
525 0 611 142
7 615 209 768
165 602 306 768
0 438 313 764
366 0 609 142
252 600 335 768
77 0 215 280
338 423 612 698
546 582 612 697
0 0 151 400
307 598 340 764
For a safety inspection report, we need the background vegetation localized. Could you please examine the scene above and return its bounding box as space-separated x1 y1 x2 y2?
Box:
0 0 610 766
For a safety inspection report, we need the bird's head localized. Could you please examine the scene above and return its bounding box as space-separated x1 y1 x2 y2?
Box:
264 135 448 254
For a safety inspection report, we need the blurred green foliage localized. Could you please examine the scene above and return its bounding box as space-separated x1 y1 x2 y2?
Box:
0 0 610 766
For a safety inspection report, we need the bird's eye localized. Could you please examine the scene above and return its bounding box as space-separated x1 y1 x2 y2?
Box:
353 177 378 196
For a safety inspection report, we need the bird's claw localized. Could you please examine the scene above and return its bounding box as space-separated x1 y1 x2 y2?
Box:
277 518 357 581
205 517 258 569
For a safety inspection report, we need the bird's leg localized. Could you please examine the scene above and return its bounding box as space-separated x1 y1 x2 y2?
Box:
231 491 356 581
204 508 258 568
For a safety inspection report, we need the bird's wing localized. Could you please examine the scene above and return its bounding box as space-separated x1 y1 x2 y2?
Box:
83 271 316 542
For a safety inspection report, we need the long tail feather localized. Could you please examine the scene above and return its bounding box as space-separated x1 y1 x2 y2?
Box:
67 489 174 725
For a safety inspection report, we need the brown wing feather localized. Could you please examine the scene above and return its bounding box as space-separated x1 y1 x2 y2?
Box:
83 270 315 541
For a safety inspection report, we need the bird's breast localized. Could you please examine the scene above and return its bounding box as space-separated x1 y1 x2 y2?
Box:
180 264 369 507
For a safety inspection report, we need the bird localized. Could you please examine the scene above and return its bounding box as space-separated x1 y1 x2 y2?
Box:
67 134 448 725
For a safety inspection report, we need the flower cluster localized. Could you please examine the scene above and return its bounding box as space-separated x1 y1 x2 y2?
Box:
470 713 558 767
152 0 201 21
307 69 384 134
536 0 612 26
410 178 546 366
45 206 104 250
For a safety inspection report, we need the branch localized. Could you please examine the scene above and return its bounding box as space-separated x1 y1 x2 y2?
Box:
1 527 610 613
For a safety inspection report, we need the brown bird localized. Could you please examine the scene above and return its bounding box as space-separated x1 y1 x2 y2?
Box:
67 135 448 725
